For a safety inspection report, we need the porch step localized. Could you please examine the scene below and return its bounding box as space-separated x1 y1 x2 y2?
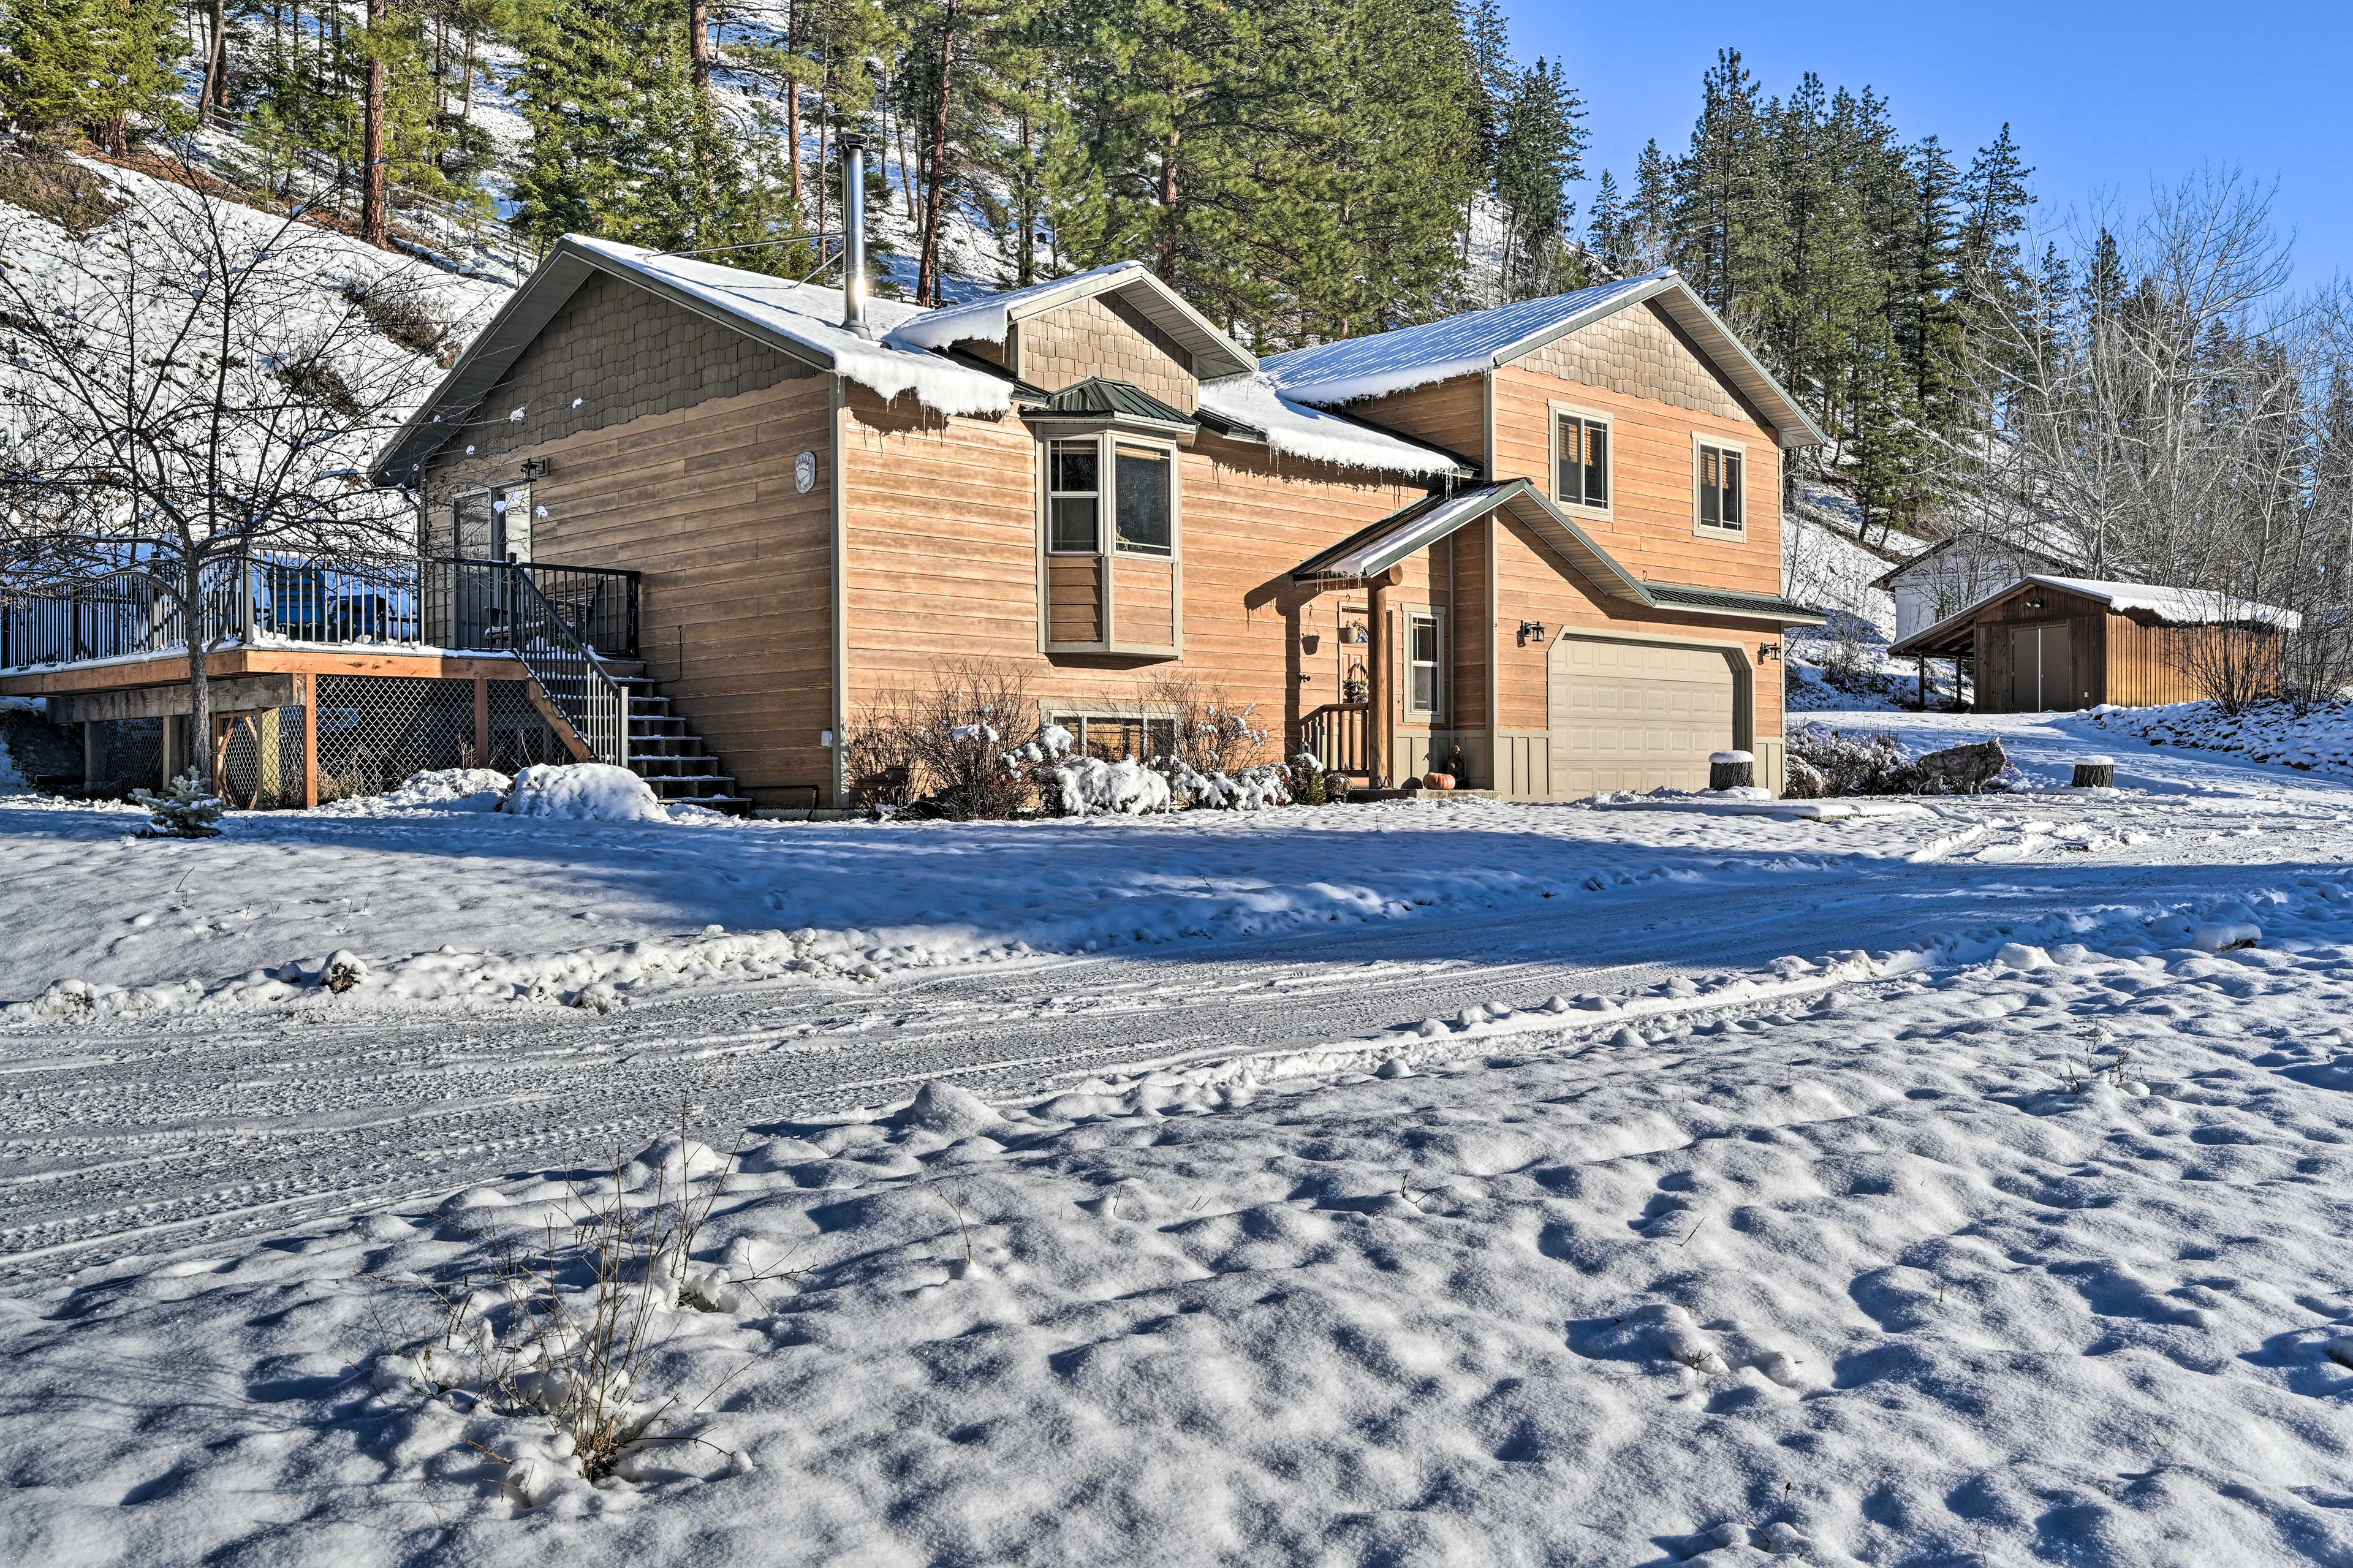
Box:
619 680 749 815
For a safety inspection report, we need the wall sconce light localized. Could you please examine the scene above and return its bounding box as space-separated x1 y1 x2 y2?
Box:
520 457 553 480
1757 641 1781 663
2023 596 2045 610
1517 619 1548 646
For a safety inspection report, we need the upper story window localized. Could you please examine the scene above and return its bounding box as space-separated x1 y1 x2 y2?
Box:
1114 444 1172 555
1048 440 1099 554
1555 411 1610 512
1695 440 1745 537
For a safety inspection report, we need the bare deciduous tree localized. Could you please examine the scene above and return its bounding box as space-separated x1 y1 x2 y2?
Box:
1954 168 2353 710
0 146 442 784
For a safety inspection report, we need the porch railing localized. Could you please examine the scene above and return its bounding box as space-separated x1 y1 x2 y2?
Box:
1300 700 1369 776
0 554 639 671
506 566 634 768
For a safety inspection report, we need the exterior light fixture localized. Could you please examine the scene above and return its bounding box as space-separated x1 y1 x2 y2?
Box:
1517 620 1548 646
520 457 552 480
1757 642 1781 662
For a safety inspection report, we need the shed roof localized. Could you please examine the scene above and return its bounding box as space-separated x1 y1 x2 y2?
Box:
1866 531 2077 593
1889 573 2302 656
1260 270 1828 449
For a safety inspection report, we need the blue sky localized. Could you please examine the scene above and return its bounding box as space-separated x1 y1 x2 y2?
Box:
1505 1 2353 289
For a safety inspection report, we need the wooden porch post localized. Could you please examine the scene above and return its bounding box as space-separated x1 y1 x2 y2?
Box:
474 674 491 767
301 674 320 808
1366 570 1392 787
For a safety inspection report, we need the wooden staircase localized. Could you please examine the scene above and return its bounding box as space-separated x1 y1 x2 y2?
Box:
615 676 752 814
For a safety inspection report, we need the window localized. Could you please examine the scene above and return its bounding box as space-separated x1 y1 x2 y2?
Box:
1406 610 1444 719
1048 441 1099 553
1556 412 1610 510
1696 441 1745 536
1114 444 1172 555
449 483 531 561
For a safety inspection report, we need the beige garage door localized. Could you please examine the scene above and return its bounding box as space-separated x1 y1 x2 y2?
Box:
1548 637 1737 795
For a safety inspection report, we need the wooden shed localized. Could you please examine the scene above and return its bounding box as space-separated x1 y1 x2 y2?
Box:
1887 574 2297 713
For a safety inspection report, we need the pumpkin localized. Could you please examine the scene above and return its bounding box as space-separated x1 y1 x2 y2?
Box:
1423 772 1456 791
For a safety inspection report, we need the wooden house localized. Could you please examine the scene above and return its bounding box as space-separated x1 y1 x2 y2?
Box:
4 146 1830 811
1887 575 2298 712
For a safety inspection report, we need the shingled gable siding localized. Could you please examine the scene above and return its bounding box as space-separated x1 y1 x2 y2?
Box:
414 268 812 510
1011 294 1199 411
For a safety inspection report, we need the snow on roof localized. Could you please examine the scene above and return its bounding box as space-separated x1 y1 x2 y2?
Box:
1260 275 1662 407
1893 572 2301 654
2031 576 2302 631
1295 486 1509 578
1194 373 1463 479
570 238 1016 418
881 260 1257 380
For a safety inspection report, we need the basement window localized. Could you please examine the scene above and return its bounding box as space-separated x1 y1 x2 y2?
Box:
1696 440 1745 537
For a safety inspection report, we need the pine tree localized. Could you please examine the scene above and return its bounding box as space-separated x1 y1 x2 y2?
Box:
1459 0 1513 177
1490 56 1585 301
1583 169 1637 278
1668 48 1784 328
0 0 185 153
133 770 226 839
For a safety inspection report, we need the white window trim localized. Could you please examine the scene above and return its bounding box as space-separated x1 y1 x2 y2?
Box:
1691 433 1749 541
1548 401 1614 519
1404 605 1446 723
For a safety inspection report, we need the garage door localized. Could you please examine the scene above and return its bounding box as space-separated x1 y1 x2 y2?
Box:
1548 637 1737 795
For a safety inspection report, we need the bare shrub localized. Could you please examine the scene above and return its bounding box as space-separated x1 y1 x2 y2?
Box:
340 275 461 366
1143 672 1275 777
841 658 1040 818
373 1123 790 1498
2166 606 2287 714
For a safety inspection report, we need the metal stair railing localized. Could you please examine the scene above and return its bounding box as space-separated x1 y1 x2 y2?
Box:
507 564 631 769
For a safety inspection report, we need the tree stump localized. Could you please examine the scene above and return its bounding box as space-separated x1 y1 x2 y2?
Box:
1708 750 1755 792
2072 756 2116 789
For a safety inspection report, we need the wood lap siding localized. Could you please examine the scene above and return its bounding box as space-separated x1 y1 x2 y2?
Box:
1112 557 1177 648
840 392 1416 729
1344 378 1487 463
1493 365 1781 594
480 376 838 809
1048 557 1104 645
412 270 806 490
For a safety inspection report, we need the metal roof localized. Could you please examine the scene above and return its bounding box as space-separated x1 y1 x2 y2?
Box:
1261 270 1829 450
1025 377 1193 425
882 260 1258 381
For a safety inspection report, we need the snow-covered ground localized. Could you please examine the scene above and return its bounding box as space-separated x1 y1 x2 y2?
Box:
2085 699 2353 783
9 711 2353 1564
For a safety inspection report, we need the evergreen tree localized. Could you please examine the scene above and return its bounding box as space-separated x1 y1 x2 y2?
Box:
1459 0 1513 177
1583 169 1636 278
1490 56 1585 301
0 0 185 153
1668 48 1784 328
1629 137 1673 265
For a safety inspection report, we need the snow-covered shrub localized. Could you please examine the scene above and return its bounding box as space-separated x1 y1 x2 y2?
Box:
503 763 669 822
132 770 225 838
1787 722 1910 796
1783 754 1829 800
375 767 512 811
1158 756 1294 809
1144 672 1275 778
1039 756 1173 816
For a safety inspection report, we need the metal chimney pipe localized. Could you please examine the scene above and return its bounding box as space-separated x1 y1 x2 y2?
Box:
839 131 870 337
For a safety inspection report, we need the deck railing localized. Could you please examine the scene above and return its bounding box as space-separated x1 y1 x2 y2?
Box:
0 554 640 672
506 566 634 768
1299 700 1369 776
